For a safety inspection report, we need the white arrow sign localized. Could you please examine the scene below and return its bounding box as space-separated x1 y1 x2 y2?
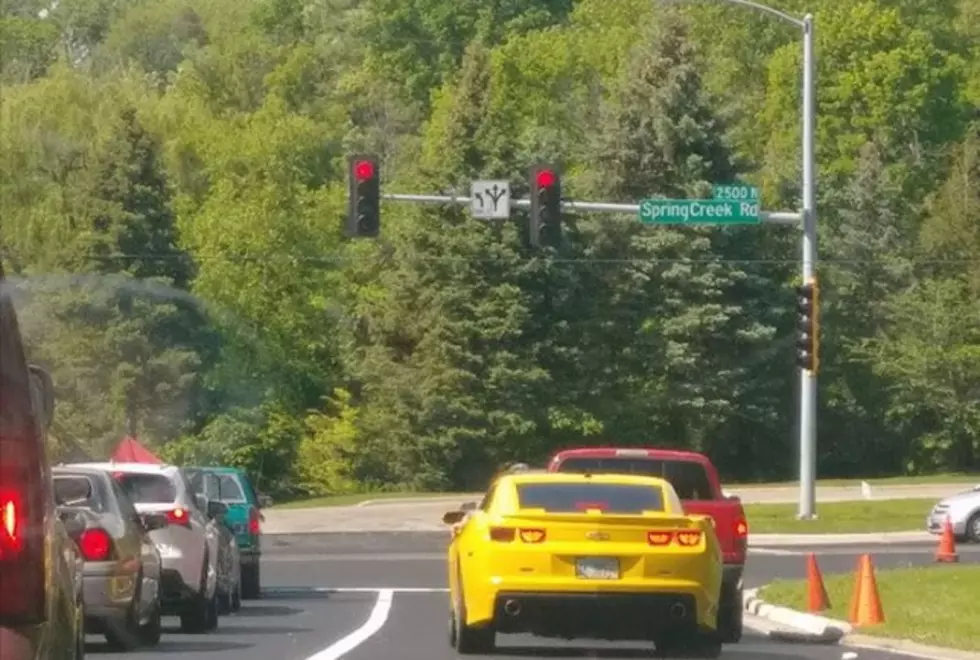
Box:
470 180 511 219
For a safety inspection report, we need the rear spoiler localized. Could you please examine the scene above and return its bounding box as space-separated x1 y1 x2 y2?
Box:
504 511 708 529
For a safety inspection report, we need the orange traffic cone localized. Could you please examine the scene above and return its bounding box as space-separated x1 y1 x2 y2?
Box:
805 553 830 612
936 516 959 563
848 554 885 626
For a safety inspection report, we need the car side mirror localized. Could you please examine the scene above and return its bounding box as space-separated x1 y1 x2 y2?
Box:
141 512 169 532
27 365 55 431
59 510 85 539
442 510 466 526
460 501 477 512
194 493 208 512
258 494 273 508
207 501 229 520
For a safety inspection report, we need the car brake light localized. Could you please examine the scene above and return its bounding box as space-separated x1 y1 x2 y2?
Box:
647 531 673 545
248 506 261 535
575 501 608 511
0 493 22 557
735 519 748 537
489 527 515 542
675 530 702 546
518 528 546 543
78 528 113 562
167 507 191 527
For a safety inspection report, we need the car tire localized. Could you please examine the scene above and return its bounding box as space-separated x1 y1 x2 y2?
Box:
231 579 242 612
139 602 162 646
105 575 143 650
717 583 743 643
218 589 232 615
450 565 495 654
967 512 980 543
241 562 261 599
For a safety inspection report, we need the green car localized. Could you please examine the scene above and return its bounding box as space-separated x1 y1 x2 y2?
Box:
186 466 271 599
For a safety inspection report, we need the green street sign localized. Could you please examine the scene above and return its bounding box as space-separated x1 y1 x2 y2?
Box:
712 184 759 202
638 199 760 225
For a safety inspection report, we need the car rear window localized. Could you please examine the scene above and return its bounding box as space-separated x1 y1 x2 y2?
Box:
216 474 247 503
114 473 176 504
53 475 105 512
555 457 715 501
516 483 664 514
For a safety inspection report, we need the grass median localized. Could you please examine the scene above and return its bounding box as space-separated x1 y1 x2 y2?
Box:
744 498 934 534
761 565 980 651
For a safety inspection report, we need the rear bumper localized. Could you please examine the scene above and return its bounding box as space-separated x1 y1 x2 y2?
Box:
464 578 719 633
82 564 139 622
488 591 711 641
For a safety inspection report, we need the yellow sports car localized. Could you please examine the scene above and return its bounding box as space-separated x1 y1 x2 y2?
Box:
442 470 724 658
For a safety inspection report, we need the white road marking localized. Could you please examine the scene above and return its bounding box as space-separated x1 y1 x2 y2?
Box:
304 588 394 660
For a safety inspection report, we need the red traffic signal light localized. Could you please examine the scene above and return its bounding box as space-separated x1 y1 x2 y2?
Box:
536 169 557 188
353 159 376 181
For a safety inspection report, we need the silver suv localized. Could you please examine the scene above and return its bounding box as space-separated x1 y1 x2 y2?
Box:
75 462 226 632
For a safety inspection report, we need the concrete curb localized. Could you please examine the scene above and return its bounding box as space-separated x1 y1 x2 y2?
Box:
742 587 851 644
843 634 980 660
749 531 932 546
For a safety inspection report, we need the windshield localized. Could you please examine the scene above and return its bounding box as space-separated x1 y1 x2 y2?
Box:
114 473 176 504
516 482 665 514
555 457 715 501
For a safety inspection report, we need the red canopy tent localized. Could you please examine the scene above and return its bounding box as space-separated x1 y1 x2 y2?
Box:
112 435 163 464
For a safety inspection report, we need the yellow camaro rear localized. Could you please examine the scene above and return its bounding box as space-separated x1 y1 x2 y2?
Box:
443 471 724 658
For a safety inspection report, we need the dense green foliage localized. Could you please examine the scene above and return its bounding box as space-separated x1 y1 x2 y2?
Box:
2 0 979 497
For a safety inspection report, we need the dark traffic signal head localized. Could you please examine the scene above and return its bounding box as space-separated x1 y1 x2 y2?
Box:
794 278 820 372
529 164 562 248
347 155 380 238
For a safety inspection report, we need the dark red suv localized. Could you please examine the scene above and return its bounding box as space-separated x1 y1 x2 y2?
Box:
0 263 86 660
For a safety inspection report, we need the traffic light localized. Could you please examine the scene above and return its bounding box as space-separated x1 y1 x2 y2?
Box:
529 164 562 248
795 278 820 372
347 155 380 237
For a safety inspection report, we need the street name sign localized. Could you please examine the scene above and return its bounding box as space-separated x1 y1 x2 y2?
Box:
470 180 511 219
638 199 760 225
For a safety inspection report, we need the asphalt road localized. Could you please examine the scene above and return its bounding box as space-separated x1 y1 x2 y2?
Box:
91 533 980 660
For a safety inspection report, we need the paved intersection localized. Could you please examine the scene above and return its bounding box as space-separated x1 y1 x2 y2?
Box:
97 532 980 660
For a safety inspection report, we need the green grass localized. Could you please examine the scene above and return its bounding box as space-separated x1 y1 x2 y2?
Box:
731 473 977 489
744 498 935 534
761 565 980 651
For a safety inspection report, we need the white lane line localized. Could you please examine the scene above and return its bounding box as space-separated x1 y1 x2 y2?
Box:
304 588 394 660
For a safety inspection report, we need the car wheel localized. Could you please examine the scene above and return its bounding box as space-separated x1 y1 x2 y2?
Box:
967 512 980 543
717 584 743 643
451 567 495 654
218 588 232 615
231 579 242 612
205 590 220 631
241 562 261 599
105 580 143 650
139 602 162 646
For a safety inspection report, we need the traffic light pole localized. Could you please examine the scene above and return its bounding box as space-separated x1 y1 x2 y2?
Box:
381 194 803 224
798 13 818 520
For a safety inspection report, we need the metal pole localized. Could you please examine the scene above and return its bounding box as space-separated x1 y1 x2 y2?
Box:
798 13 817 520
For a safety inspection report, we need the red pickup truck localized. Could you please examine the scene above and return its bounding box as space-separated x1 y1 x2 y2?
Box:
547 447 748 643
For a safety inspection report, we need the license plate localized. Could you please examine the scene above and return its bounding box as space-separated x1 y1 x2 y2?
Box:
575 557 619 580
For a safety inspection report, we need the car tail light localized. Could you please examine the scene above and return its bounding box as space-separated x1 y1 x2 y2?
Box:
488 527 516 542
735 518 748 537
647 531 674 546
0 469 46 623
248 506 261 535
78 528 113 562
518 528 546 543
675 530 702 546
0 491 23 557
574 501 608 511
167 507 191 527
